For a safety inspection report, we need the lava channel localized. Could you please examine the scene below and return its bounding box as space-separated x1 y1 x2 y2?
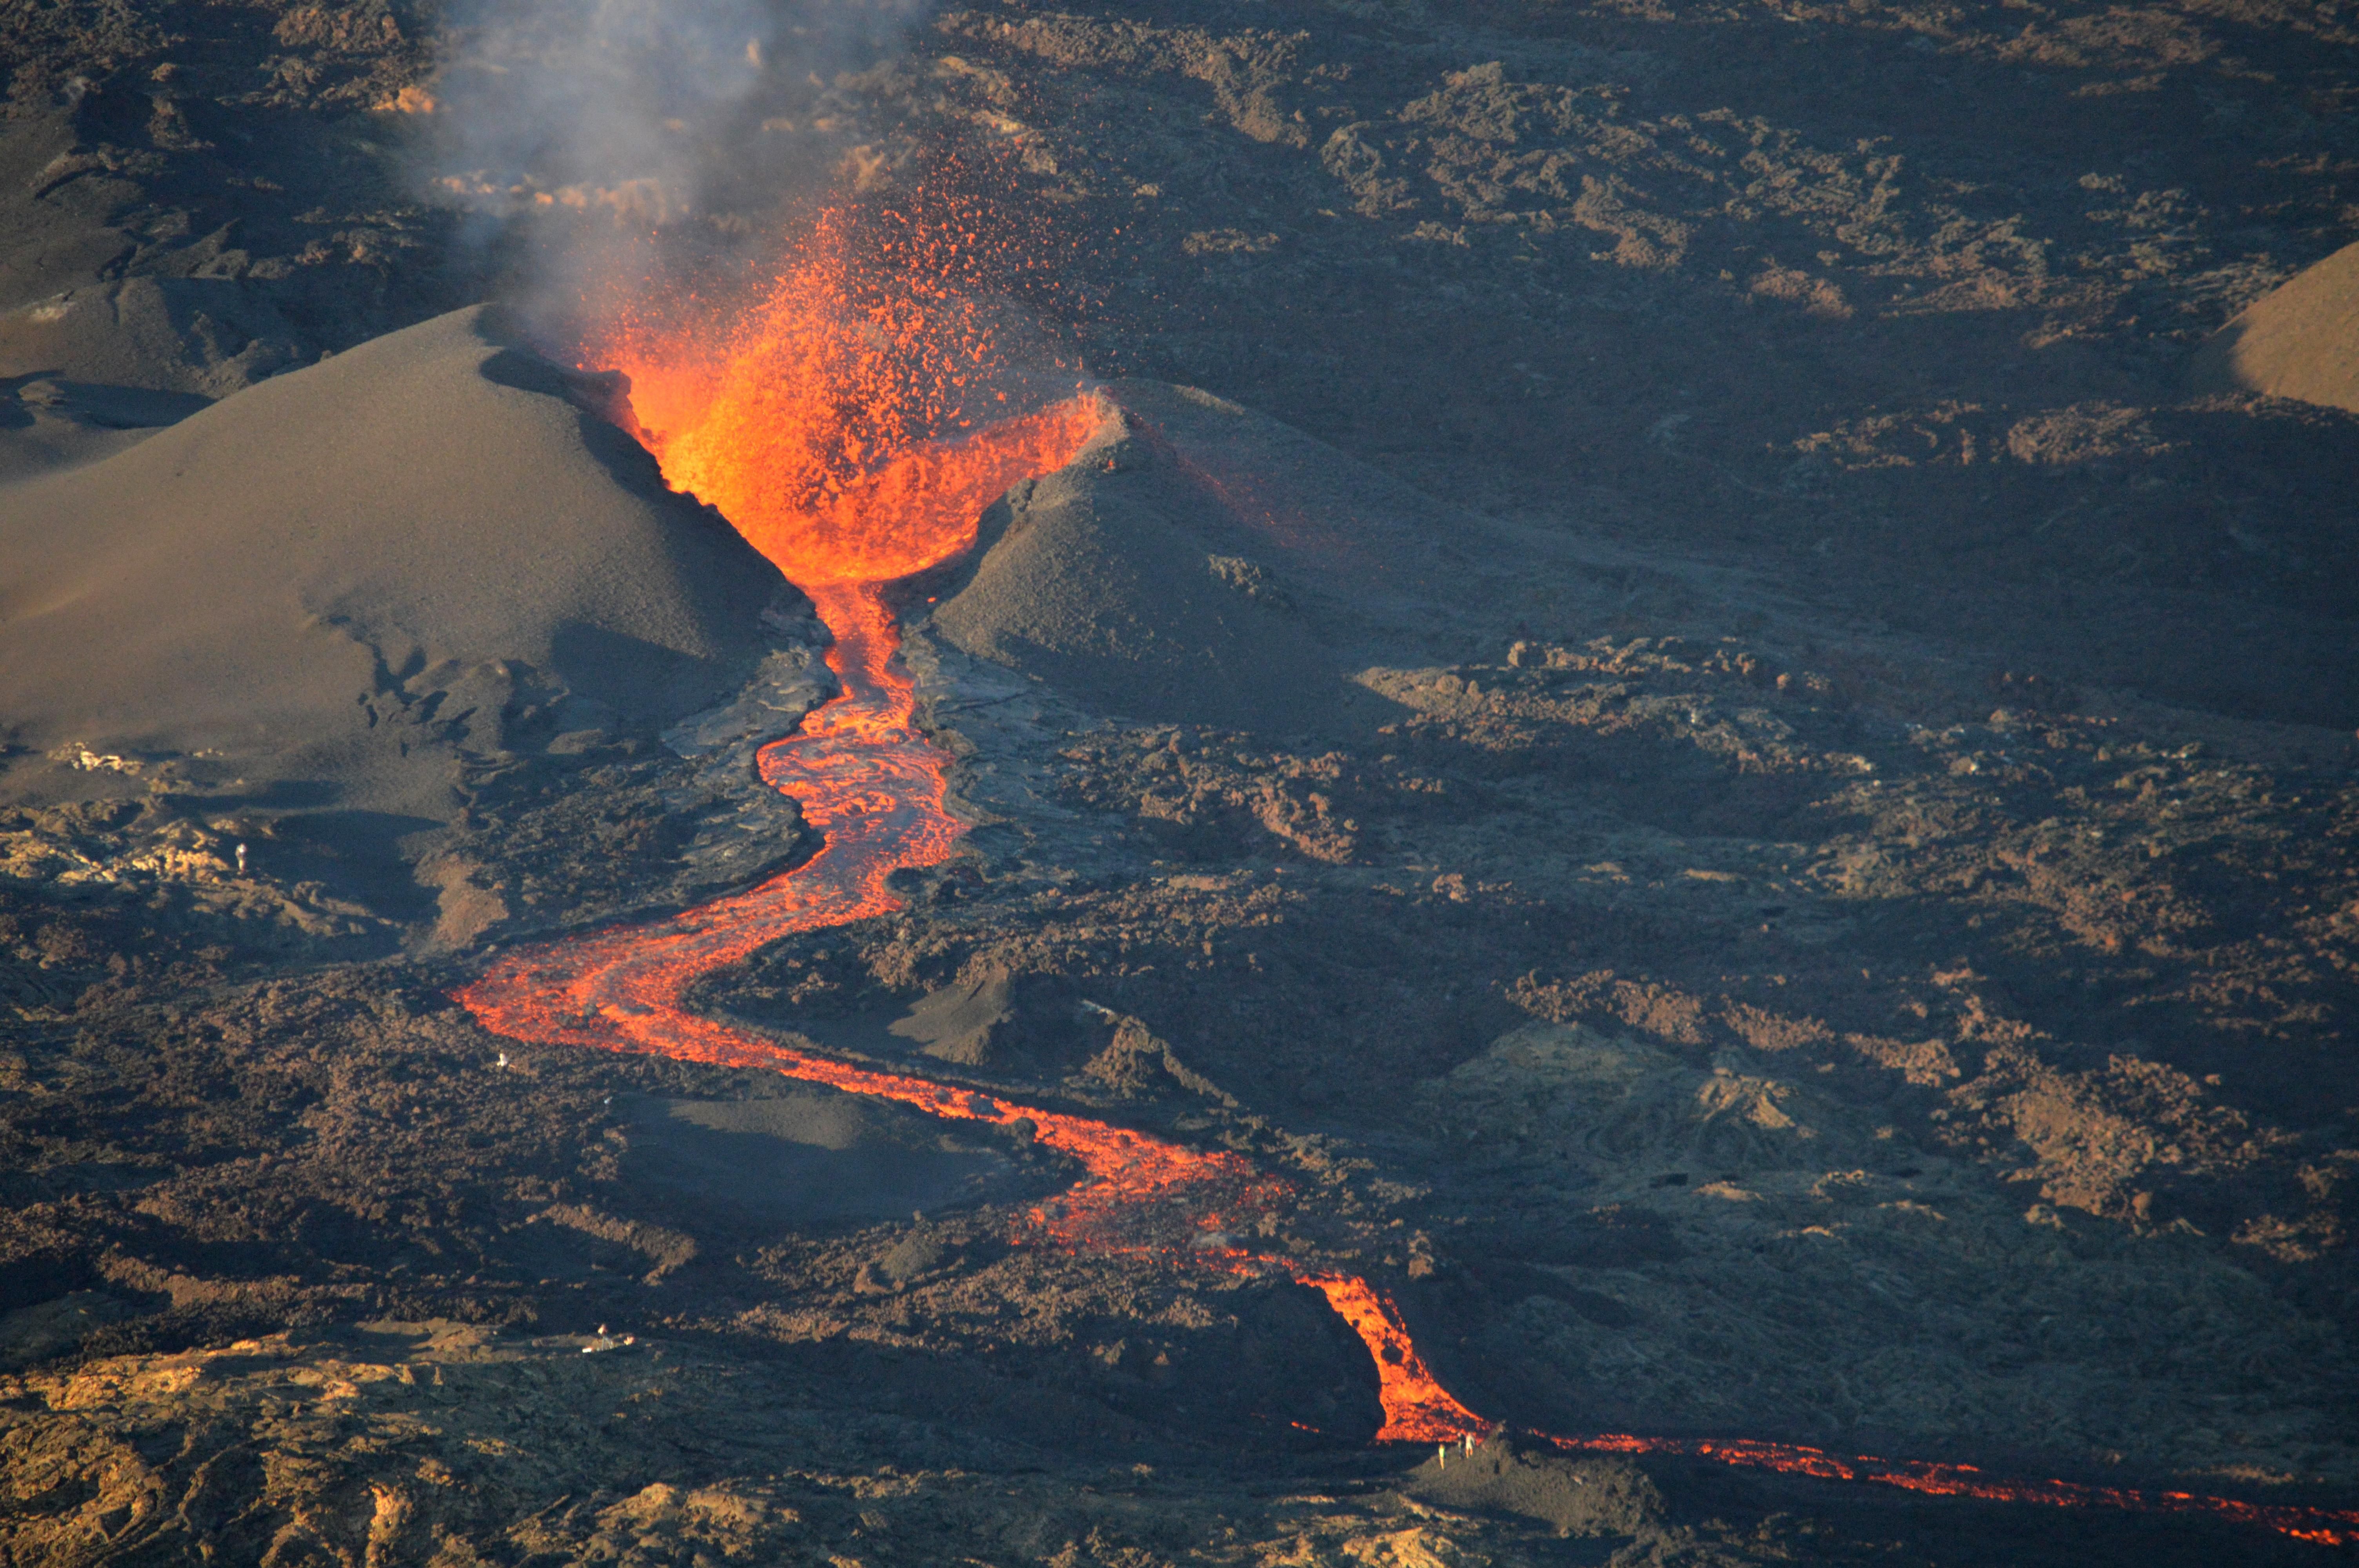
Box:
454 561 2359 1544
453 206 2359 1544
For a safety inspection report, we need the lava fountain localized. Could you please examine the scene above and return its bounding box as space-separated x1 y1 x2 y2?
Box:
594 201 1099 588
454 197 2359 1548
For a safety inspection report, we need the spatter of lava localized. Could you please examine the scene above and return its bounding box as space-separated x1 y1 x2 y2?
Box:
457 201 2359 1548
592 201 1098 586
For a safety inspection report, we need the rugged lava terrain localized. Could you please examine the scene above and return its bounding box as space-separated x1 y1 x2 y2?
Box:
3 0 2358 1563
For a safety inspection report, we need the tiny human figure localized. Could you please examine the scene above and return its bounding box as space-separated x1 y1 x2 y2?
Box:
1438 1444 1447 1469
234 843 247 874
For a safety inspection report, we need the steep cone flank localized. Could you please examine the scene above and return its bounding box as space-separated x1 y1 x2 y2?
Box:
0 305 783 817
2187 241 2359 413
932 419 1338 733
929 382 1472 736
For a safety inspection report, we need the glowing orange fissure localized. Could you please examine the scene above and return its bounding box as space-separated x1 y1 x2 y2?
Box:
454 218 2358 1546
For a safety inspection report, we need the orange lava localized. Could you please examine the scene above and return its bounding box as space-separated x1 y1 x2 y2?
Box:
454 561 2359 1554
1526 1431 2359 1546
456 576 1231 1234
596 204 1101 585
449 198 2359 1549
1296 1274 1484 1443
454 570 2359 1543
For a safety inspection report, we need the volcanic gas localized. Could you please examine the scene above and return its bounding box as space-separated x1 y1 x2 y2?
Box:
450 196 2359 1550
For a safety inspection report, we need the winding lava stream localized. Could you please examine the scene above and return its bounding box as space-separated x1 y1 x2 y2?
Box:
454 324 2356 1543
456 564 2359 1547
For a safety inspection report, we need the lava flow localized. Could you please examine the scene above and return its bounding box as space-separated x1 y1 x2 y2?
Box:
455 201 2359 1548
455 571 1289 1267
453 587 2359 1540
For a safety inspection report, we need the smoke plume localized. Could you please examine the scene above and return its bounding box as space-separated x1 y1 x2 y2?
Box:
416 0 934 314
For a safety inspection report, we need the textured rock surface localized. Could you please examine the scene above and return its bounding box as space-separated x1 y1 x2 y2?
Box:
1 0 2355 1561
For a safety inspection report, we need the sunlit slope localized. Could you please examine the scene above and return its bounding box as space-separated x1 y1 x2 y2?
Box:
0 305 782 816
2189 241 2359 414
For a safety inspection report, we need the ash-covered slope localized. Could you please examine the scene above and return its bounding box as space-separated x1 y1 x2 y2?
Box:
2188 240 2359 414
931 380 1519 736
0 305 786 820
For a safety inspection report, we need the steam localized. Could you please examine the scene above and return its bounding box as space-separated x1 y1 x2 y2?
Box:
414 0 1090 477
416 0 933 305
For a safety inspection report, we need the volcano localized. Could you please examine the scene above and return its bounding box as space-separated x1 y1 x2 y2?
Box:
2188 239 2359 414
4 4 2359 1564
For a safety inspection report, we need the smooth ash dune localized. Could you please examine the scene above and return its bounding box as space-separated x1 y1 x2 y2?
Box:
0 306 784 819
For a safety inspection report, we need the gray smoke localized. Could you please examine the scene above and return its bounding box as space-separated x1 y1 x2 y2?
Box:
409 0 1089 434
418 0 933 296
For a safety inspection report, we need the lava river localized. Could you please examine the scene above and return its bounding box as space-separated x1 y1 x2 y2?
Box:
453 233 2357 1543
454 550 2359 1545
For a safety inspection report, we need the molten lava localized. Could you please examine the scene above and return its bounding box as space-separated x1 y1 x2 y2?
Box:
1298 1274 1485 1443
597 205 1100 585
453 200 2359 1548
1523 1431 2359 1545
455 568 2359 1543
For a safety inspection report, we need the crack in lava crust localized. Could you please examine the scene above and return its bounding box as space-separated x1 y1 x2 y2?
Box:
455 589 2359 1548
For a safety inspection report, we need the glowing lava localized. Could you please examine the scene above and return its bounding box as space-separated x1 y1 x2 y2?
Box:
454 200 2359 1548
1523 1431 2359 1546
455 566 1465 1435
451 581 2358 1553
455 566 2359 1553
1299 1274 1485 1443
596 204 1100 586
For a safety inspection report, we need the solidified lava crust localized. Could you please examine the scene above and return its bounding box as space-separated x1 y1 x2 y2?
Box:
459 559 2359 1548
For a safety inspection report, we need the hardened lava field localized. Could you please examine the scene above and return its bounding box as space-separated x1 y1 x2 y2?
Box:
3 0 2359 1563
